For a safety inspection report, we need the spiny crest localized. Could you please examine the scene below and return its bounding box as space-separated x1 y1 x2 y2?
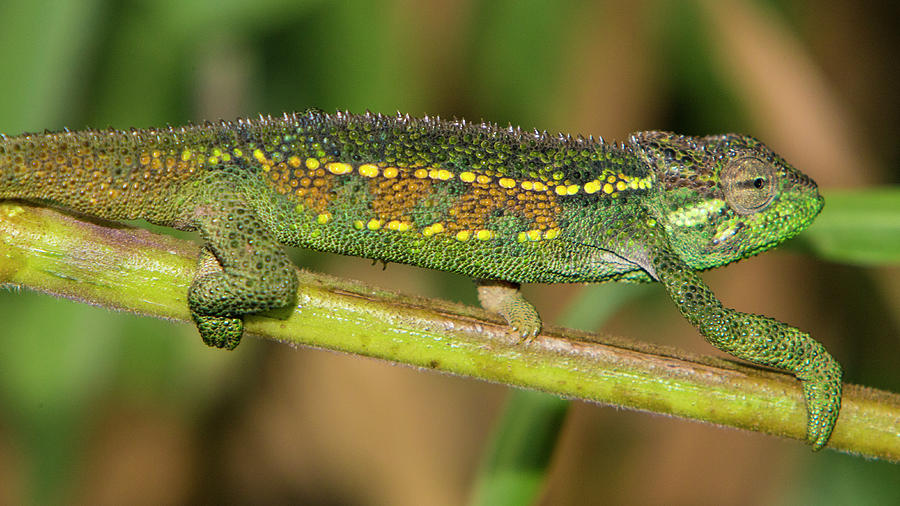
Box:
283 109 610 152
9 110 613 157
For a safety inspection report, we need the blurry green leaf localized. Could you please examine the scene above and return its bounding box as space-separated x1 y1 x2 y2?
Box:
558 283 652 331
466 0 582 124
469 390 568 506
797 188 900 265
0 0 102 130
653 0 749 132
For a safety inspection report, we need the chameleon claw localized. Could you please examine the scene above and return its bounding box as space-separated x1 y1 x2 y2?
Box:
511 320 542 343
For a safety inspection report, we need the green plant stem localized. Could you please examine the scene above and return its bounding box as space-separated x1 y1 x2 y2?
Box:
1 202 898 461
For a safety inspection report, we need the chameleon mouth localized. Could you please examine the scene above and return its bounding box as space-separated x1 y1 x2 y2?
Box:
798 193 825 230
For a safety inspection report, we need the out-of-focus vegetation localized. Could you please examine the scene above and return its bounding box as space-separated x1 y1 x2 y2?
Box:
0 1 896 504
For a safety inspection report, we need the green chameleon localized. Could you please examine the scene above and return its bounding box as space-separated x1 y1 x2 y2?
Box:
0 110 841 448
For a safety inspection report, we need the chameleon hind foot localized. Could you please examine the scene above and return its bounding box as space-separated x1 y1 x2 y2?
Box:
187 175 299 350
188 264 246 350
194 314 244 350
476 279 542 338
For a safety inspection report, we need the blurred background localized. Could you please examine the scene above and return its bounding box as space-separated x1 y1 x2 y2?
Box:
0 0 897 504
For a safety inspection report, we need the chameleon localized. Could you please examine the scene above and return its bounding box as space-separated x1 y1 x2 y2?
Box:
0 110 841 448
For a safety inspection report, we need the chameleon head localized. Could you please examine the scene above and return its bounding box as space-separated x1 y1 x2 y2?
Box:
631 131 824 270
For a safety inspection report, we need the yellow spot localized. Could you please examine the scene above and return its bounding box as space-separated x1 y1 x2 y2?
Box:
383 167 398 178
533 182 548 192
544 228 560 239
475 229 493 240
437 169 453 180
455 230 471 241
253 149 266 163
414 168 428 179
603 183 614 194
181 150 192 161
555 185 568 196
387 221 411 232
521 181 534 191
212 148 223 157
316 213 331 224
288 156 302 168
646 218 657 227
353 220 365 230
607 175 616 183
499 178 516 188
233 148 243 157
208 156 219 165
422 222 444 237
517 232 528 242
585 180 601 194
460 171 476 183
327 162 353 175
526 229 542 241
222 153 232 162
367 219 382 230
567 184 580 195
616 181 626 191
305 158 320 169
359 163 379 177
476 175 491 184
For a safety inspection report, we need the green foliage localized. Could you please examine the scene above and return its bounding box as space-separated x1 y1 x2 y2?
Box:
797 188 900 265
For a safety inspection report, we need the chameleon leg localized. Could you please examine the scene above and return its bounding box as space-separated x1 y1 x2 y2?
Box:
476 279 542 338
186 177 298 350
651 248 842 449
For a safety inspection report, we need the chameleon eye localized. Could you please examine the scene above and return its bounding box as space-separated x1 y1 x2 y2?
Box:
722 156 776 215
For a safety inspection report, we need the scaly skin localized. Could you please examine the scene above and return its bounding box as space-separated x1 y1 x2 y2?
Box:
0 110 840 448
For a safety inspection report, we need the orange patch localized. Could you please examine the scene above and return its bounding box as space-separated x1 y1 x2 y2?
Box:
370 170 433 222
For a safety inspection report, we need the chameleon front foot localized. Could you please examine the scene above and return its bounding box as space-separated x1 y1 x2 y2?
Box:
797 355 843 450
194 314 244 350
476 279 542 338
